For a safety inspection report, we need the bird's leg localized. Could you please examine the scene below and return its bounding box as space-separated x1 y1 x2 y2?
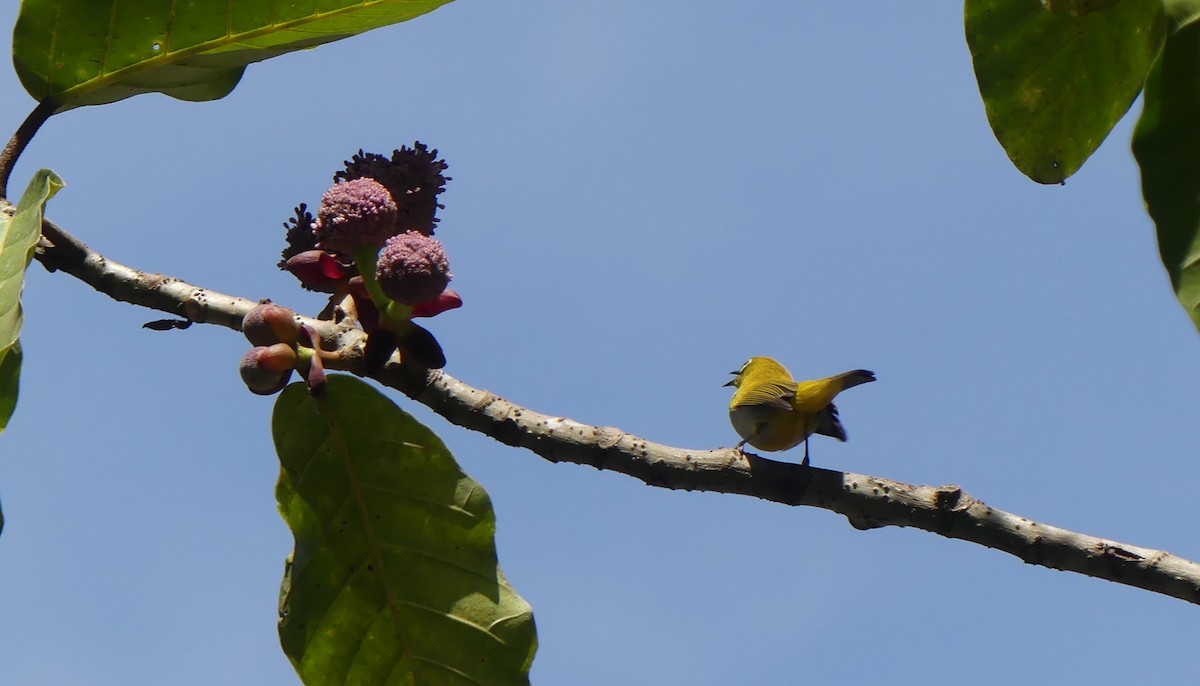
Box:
801 438 810 468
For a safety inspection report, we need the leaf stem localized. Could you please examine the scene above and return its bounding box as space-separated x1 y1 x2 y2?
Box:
0 100 57 201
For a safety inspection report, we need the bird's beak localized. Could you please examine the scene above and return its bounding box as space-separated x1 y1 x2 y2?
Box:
723 374 737 387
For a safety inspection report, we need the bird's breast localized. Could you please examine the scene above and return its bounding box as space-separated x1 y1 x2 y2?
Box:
729 404 813 452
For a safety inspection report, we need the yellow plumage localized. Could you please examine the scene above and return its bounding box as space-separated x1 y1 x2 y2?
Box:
726 356 875 466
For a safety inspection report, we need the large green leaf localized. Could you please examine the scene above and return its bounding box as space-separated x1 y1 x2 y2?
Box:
0 342 23 435
0 171 62 440
0 342 19 538
1132 13 1200 331
966 0 1165 183
13 0 454 112
273 375 537 686
0 169 62 351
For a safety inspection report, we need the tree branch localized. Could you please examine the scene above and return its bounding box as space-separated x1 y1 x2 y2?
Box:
0 100 57 199
32 220 1200 607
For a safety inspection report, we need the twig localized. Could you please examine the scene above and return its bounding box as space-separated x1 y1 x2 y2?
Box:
0 100 57 199
31 219 1200 606
36 218 260 331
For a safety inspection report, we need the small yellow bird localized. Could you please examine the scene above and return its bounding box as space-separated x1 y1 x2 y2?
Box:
725 356 875 466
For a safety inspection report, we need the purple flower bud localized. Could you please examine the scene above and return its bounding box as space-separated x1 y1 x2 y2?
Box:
239 344 297 395
375 231 452 306
284 250 350 293
278 203 317 267
242 301 301 346
335 143 450 235
313 178 398 254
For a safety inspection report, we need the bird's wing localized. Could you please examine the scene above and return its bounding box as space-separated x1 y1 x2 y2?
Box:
814 403 847 441
732 380 797 410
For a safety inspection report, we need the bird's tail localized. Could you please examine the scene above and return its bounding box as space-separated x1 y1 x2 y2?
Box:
836 369 876 391
815 403 847 441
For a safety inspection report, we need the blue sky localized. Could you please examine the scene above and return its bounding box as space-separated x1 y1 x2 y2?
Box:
2 2 1198 684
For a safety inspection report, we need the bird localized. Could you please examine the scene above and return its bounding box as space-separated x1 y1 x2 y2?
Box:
725 356 875 466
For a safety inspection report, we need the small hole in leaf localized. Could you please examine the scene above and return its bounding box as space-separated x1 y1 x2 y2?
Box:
151 42 161 52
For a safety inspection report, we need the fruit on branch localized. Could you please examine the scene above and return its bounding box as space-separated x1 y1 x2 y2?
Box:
314 178 399 254
242 301 301 346
278 203 316 268
335 143 450 235
238 322 342 397
239 344 298 395
271 144 460 372
375 231 452 306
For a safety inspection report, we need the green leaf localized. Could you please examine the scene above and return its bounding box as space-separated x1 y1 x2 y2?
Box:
1132 15 1200 331
1163 0 1200 30
272 375 537 686
0 169 62 351
0 342 23 434
1041 0 1123 16
966 0 1166 183
0 170 62 441
13 0 454 112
